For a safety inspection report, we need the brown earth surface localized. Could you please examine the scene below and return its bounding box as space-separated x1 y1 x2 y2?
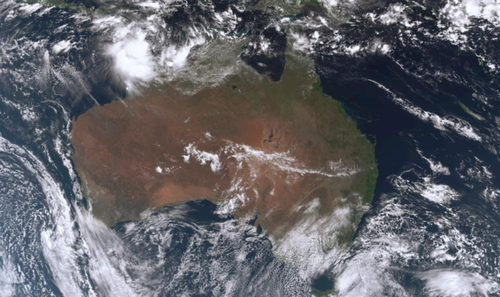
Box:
71 57 376 240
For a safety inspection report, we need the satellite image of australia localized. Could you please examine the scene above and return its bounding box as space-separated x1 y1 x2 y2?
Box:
2 0 500 296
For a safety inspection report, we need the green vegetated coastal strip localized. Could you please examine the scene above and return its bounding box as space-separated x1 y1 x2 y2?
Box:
308 66 378 294
314 66 378 206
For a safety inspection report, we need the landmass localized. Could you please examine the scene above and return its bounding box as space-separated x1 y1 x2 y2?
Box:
71 53 377 249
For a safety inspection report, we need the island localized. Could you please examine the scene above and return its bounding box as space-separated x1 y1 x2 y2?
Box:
71 53 377 265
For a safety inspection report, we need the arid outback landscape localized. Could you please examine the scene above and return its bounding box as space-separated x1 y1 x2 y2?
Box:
71 55 377 244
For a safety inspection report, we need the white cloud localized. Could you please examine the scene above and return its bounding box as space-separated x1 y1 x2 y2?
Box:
137 0 161 9
183 143 222 173
19 3 42 15
418 150 451 175
419 270 498 296
290 32 311 52
442 0 500 30
378 4 410 25
272 205 355 279
52 40 72 54
106 27 156 91
420 181 458 204
365 79 482 141
0 250 17 297
160 35 205 69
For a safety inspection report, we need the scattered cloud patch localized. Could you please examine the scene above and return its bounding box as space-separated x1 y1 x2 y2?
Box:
418 150 451 175
420 181 458 204
183 143 222 173
366 79 482 141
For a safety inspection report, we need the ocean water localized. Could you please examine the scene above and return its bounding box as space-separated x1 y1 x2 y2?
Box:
2 0 500 296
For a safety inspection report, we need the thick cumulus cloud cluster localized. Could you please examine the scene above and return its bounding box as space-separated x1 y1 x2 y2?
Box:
435 0 500 52
419 270 497 297
442 0 500 30
105 26 156 91
92 0 368 94
92 14 206 92
87 0 259 95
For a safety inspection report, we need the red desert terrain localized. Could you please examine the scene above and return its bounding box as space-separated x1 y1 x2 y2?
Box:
71 58 376 240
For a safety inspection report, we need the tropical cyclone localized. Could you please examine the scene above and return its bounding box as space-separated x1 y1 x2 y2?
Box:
71 54 377 267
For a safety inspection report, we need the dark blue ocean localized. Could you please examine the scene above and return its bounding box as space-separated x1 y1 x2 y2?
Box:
1 0 500 295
